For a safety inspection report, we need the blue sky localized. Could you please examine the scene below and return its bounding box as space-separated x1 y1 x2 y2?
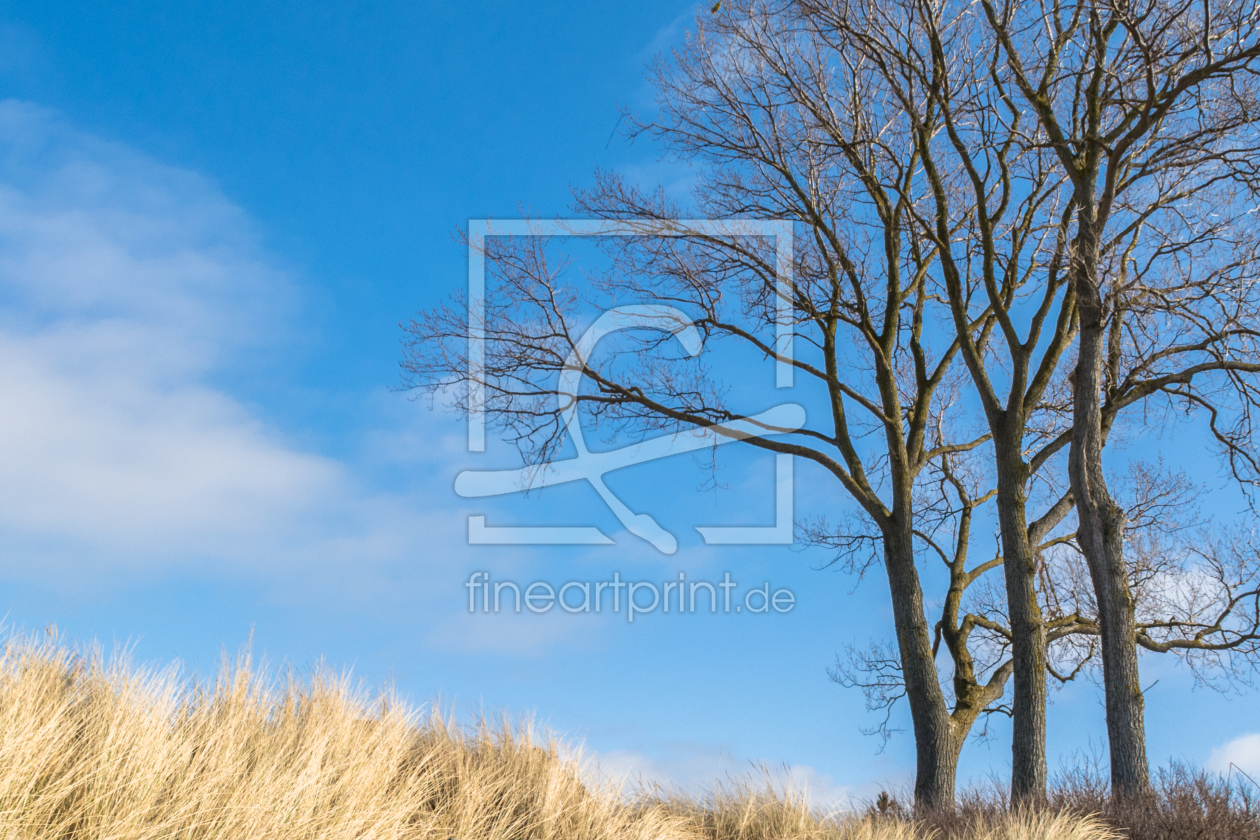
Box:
0 0 1257 805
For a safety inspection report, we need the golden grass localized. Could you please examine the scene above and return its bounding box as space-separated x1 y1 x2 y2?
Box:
0 632 1119 840
642 778 1122 840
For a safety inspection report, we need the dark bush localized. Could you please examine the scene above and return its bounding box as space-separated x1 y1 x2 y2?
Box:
903 763 1260 840
1053 764 1260 840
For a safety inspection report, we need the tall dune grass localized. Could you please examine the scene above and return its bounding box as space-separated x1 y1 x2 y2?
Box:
0 632 1126 839
641 777 1121 840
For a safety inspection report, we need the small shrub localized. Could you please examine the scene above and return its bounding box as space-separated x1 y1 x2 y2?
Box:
1052 763 1260 840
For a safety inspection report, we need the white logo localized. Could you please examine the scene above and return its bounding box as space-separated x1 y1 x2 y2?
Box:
459 220 798 554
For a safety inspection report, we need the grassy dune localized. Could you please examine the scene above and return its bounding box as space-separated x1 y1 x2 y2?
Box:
0 632 1239 839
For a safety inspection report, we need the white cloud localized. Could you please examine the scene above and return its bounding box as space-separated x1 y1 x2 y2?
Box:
0 98 632 676
0 329 339 546
583 743 872 812
0 99 449 584
1206 732 1260 779
636 4 700 63
426 604 609 655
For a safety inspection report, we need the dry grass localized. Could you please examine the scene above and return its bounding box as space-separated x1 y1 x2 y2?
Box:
0 632 1151 839
0 633 685 840
644 777 1122 840
914 807 1124 840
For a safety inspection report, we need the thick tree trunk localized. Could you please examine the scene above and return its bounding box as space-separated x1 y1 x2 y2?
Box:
883 518 961 810
1070 260 1151 798
992 427 1048 804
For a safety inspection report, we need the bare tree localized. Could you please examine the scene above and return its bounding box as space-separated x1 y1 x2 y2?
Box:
792 0 1260 799
789 0 1083 802
403 0 1130 801
972 0 1260 796
401 3 1043 801
580 2 1092 804
407 217 1011 807
405 0 1260 807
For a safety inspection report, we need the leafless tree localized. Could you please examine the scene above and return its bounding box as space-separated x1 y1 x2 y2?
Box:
403 0 1260 808
970 0 1260 797
791 0 1081 801
790 0 1260 799
409 224 1018 807
401 8 1046 804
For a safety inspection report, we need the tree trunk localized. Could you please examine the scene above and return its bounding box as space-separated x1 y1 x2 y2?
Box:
993 426 1048 804
883 517 961 810
1069 255 1151 798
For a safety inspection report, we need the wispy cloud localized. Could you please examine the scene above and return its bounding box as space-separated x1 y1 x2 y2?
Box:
583 742 880 811
636 4 701 63
1206 732 1260 779
0 100 458 591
